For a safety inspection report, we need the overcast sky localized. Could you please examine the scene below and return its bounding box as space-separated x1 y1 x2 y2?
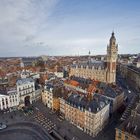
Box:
0 0 140 56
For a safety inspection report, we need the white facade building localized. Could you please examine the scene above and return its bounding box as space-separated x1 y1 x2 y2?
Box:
0 94 10 110
21 70 40 79
0 88 19 111
16 78 36 107
0 78 41 111
8 88 19 109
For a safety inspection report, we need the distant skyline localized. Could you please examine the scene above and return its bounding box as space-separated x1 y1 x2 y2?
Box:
0 0 140 57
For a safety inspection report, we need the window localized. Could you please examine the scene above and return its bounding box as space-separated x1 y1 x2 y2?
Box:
6 98 8 105
118 131 121 138
2 98 4 106
125 135 129 140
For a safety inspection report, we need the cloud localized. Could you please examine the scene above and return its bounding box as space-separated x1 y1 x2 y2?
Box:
0 0 140 56
0 0 59 56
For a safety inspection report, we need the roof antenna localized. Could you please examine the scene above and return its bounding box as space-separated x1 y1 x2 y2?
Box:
112 29 115 36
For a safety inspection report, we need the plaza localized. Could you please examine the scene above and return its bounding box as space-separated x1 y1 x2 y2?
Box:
0 99 120 140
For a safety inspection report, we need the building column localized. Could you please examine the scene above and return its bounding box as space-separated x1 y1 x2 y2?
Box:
0 100 3 110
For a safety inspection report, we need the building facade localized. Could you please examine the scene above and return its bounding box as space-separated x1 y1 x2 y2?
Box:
42 79 63 111
0 77 42 112
118 64 140 92
84 102 109 137
70 32 118 83
115 103 140 140
0 88 19 111
16 78 36 107
97 85 124 113
65 99 85 130
59 97 65 115
60 93 110 137
42 84 54 109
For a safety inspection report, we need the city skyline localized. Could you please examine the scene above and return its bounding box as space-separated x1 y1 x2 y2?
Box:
0 0 140 57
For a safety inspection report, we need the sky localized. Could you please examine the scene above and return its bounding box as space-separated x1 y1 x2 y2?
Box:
0 0 140 57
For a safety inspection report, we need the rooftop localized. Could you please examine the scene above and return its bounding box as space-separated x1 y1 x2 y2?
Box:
117 115 140 139
64 76 92 90
97 83 124 98
134 103 140 115
71 60 106 69
0 87 17 96
0 77 8 84
0 90 8 96
133 100 140 115
16 78 34 85
66 93 109 113
45 78 64 97
133 56 140 63
70 76 92 85
127 65 140 74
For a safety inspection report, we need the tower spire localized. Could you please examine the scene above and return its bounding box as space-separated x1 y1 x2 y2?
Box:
88 50 91 55
88 50 91 63
112 31 114 36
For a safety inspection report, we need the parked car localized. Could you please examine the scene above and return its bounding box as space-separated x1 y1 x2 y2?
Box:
0 123 7 130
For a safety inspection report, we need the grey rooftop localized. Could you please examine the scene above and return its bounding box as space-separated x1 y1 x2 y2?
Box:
16 78 34 85
66 93 109 113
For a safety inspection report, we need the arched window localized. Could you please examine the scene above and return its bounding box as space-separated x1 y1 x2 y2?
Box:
6 98 8 105
2 98 4 106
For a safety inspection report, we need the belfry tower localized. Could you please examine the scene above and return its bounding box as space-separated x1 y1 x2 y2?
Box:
106 32 118 83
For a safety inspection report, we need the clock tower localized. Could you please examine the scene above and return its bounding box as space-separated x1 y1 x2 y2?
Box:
106 32 118 83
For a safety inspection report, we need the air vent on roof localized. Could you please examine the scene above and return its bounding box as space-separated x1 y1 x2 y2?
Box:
126 122 130 132
79 95 84 101
105 100 108 104
89 107 91 112
100 101 105 108
73 94 78 98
